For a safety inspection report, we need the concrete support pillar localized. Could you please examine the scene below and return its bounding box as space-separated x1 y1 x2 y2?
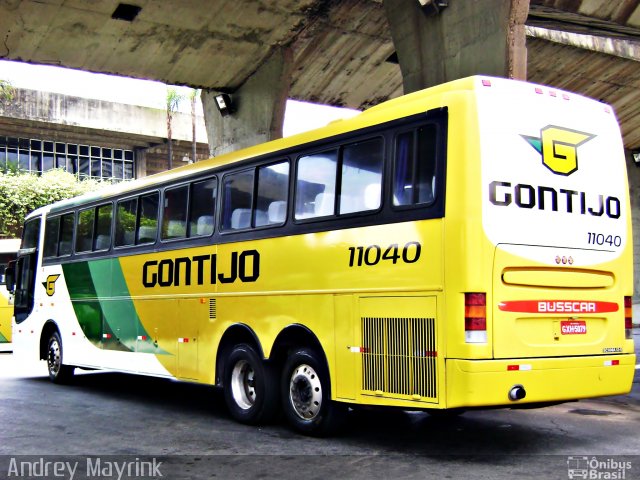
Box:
625 150 640 302
201 47 293 157
383 0 529 93
134 147 147 178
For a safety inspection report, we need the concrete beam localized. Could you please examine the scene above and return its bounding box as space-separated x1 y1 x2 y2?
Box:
383 0 529 93
201 47 293 157
526 25 640 62
0 88 207 144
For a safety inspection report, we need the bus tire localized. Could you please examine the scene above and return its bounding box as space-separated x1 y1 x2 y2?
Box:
281 347 347 436
47 331 75 384
223 344 279 425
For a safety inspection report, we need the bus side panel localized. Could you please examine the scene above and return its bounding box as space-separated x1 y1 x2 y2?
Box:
334 294 357 400
213 218 443 394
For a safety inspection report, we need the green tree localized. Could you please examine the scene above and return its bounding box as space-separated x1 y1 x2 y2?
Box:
0 79 15 104
0 169 103 237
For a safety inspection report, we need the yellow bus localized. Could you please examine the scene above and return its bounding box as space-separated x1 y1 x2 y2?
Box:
0 238 20 351
8 76 635 435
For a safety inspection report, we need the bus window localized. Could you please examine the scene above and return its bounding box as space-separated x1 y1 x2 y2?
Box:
115 198 137 247
76 207 95 253
295 150 338 219
340 138 383 214
393 125 438 207
22 217 40 250
58 214 74 256
189 177 217 237
43 217 59 258
137 192 159 244
162 185 188 240
221 170 254 230
94 203 112 251
255 161 289 227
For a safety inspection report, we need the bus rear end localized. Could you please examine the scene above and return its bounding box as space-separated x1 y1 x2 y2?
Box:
447 77 635 408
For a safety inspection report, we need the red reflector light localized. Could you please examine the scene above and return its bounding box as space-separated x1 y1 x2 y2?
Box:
482 79 492 87
507 364 532 371
625 296 633 339
535 87 543 94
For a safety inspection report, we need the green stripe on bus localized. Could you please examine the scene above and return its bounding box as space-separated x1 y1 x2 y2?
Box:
63 259 165 354
62 261 103 346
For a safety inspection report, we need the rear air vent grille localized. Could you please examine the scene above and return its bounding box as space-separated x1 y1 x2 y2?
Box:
361 317 437 400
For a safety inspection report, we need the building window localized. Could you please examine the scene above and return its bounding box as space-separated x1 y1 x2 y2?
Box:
0 136 135 181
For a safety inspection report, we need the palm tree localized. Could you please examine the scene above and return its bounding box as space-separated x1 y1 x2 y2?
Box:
166 88 183 170
190 88 199 163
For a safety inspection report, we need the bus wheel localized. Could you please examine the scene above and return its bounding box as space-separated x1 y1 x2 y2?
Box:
281 348 346 436
223 344 279 425
47 331 74 384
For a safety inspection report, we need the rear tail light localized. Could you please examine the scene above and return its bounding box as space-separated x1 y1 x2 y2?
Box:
465 293 487 343
625 296 633 340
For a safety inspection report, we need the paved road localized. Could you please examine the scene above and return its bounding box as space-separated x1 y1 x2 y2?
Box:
0 331 638 480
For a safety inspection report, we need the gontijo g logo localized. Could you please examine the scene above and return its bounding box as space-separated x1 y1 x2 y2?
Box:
521 125 595 176
488 124 621 219
43 274 60 297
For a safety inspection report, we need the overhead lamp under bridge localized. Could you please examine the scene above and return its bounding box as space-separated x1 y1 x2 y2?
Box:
418 0 448 15
214 93 235 117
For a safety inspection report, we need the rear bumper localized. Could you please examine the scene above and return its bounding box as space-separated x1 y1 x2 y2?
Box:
446 354 636 408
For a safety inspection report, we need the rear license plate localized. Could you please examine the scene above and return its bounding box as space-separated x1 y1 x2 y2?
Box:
561 320 587 335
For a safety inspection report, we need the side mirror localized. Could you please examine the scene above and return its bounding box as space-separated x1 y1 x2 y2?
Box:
5 260 15 294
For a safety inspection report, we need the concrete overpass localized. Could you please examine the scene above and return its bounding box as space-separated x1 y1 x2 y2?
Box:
1 0 640 292
0 1 638 150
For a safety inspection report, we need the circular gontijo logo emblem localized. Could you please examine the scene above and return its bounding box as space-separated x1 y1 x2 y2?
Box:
521 126 596 176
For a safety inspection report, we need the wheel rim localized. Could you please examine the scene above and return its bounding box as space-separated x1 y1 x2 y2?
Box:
230 359 256 410
289 363 322 420
47 338 61 376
